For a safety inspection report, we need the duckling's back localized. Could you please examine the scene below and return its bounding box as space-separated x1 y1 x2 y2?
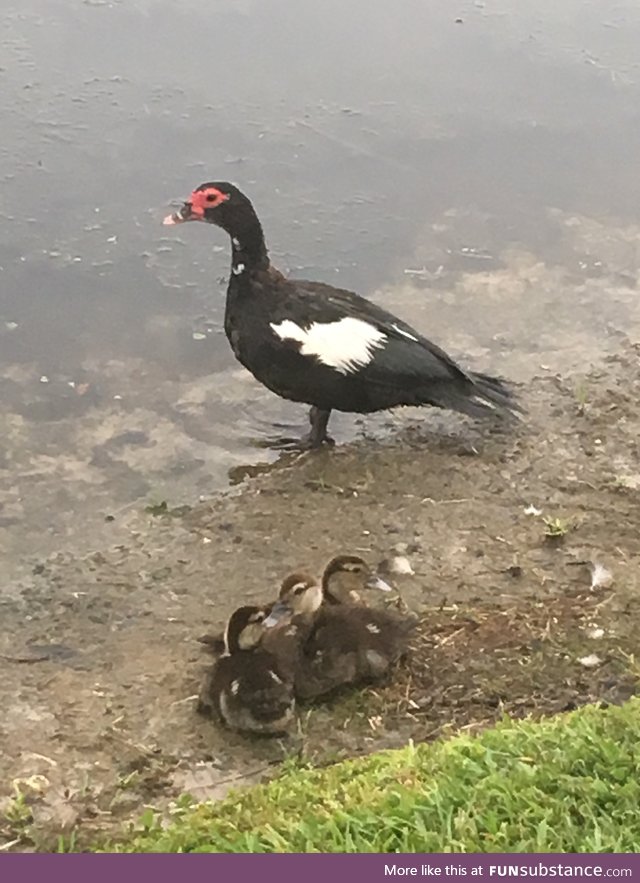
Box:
296 606 416 699
200 649 295 735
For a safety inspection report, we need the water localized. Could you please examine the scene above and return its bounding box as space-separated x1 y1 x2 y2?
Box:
2 0 640 585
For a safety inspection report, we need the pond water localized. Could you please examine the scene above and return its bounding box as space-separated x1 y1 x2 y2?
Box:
2 0 640 586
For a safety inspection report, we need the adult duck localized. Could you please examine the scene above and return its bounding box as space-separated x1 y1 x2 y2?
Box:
163 183 522 449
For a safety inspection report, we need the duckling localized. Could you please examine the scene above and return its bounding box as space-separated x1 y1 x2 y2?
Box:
197 605 295 736
320 554 395 605
267 556 416 700
195 555 396 654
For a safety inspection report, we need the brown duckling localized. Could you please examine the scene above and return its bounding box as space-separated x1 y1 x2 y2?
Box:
320 554 395 604
195 555 395 654
266 556 416 700
197 605 295 736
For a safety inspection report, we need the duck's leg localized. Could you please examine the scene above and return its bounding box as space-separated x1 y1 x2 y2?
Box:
254 407 334 452
304 406 334 449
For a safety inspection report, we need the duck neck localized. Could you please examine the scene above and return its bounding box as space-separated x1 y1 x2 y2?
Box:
321 577 340 606
227 212 269 275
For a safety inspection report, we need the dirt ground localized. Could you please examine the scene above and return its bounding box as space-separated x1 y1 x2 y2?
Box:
2 346 640 850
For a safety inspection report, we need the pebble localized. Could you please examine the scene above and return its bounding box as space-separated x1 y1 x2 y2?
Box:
578 654 602 668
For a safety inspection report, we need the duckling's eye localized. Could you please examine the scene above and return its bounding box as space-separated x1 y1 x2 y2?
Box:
294 586 306 596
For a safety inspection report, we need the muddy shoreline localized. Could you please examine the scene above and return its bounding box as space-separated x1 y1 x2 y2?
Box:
2 349 640 849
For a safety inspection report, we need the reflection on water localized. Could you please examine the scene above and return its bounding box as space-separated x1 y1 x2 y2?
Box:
2 0 640 584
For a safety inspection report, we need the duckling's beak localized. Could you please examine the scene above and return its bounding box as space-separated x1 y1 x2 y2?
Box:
366 575 393 592
263 600 292 628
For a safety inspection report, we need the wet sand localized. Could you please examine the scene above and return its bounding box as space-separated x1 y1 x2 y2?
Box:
2 344 640 847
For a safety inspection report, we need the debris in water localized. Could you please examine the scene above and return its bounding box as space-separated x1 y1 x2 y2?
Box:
39 375 50 384
403 267 431 278
192 332 207 341
145 501 169 516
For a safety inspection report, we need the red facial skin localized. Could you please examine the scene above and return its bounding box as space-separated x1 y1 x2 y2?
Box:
163 186 229 225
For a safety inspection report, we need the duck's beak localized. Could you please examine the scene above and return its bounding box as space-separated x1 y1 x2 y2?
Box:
263 600 292 628
366 575 393 592
163 201 198 225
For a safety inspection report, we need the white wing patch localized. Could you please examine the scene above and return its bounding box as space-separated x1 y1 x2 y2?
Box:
392 323 418 342
232 263 245 276
230 679 240 695
366 623 381 635
270 317 387 375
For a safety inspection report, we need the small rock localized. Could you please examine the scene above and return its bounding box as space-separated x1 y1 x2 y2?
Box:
578 654 602 668
379 556 414 576
586 627 605 640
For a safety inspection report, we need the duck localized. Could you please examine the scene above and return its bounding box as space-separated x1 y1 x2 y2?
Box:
163 182 523 449
319 553 397 606
265 555 417 700
195 553 397 655
197 605 295 736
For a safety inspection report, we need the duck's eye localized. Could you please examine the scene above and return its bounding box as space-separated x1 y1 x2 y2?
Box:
294 586 306 596
206 193 217 203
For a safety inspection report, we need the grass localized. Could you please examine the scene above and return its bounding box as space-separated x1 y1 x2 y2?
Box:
542 516 573 539
104 699 640 853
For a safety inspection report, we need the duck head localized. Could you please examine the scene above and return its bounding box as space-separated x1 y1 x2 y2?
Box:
224 605 277 653
164 182 254 232
322 554 393 604
264 572 323 626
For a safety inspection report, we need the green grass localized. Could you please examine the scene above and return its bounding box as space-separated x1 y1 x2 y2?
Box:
106 699 640 853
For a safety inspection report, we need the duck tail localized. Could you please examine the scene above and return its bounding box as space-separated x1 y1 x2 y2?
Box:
428 371 524 420
468 371 524 418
